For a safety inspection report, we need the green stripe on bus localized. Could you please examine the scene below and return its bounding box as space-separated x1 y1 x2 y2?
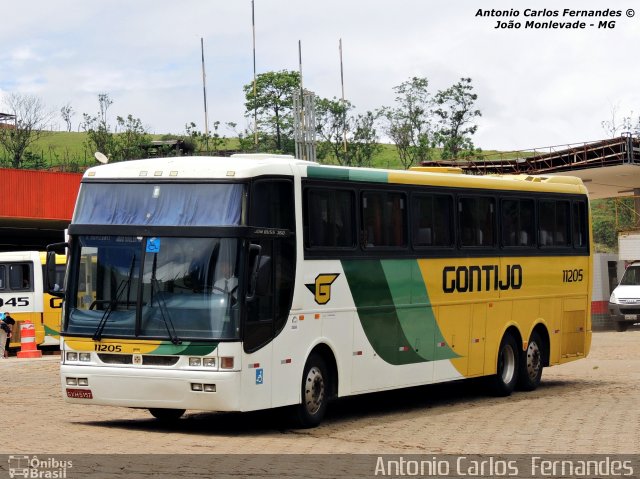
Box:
307 166 350 181
342 259 425 365
307 166 388 183
380 260 458 361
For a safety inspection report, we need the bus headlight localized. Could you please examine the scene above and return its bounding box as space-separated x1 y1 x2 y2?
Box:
66 352 78 362
203 358 216 368
189 357 202 367
79 353 91 362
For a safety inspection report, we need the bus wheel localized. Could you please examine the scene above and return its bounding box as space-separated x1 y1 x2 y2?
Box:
294 353 328 428
517 331 544 391
149 408 185 421
488 333 519 397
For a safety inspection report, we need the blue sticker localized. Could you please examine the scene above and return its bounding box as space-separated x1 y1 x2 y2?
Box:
255 368 264 385
146 237 160 253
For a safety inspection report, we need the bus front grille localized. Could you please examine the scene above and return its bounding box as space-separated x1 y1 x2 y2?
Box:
98 354 179 366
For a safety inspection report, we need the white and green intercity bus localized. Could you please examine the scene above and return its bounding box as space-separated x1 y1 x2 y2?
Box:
49 154 591 427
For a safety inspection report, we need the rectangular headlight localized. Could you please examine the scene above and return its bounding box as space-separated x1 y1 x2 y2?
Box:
77 378 89 386
203 384 216 392
191 383 203 391
66 377 77 386
189 357 202 367
79 353 91 362
66 352 78 362
203 358 216 368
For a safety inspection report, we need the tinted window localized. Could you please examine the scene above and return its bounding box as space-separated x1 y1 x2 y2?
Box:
9 263 32 291
362 191 407 248
250 180 295 230
459 196 495 247
412 194 453 247
573 201 588 248
305 189 355 249
501 198 535 247
539 200 571 247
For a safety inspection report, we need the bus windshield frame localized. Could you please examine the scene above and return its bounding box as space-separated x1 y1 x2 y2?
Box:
64 234 245 342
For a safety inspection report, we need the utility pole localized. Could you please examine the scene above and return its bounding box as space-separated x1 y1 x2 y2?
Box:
200 37 210 152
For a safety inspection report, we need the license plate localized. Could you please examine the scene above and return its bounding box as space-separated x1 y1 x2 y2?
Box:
66 388 93 399
624 314 637 321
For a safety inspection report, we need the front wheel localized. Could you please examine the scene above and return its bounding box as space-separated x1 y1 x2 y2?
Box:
293 353 329 428
517 331 544 391
149 408 185 421
487 333 519 397
615 321 629 332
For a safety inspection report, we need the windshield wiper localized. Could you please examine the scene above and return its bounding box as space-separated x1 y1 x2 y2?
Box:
93 255 136 341
149 253 181 345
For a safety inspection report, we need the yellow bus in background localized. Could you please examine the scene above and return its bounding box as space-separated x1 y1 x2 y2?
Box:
0 251 66 349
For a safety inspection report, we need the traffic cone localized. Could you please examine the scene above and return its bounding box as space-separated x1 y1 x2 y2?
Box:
17 320 42 358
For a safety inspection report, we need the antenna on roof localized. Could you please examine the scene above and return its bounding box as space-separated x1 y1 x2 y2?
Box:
94 152 109 164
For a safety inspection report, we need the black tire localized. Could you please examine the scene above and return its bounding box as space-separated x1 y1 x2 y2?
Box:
293 353 329 428
517 331 544 391
615 321 629 332
149 408 185 421
488 333 519 397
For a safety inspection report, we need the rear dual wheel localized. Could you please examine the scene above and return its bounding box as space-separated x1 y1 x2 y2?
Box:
517 331 544 391
488 333 519 396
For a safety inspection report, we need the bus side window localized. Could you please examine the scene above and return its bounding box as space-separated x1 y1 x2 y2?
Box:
9 263 32 291
459 196 495 248
0 265 4 290
573 201 588 248
305 188 355 249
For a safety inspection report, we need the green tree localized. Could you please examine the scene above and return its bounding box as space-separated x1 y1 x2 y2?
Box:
243 70 300 153
380 77 433 169
83 93 116 159
114 114 150 161
60 103 74 132
315 97 352 165
348 111 381 168
82 93 150 162
0 93 53 168
434 77 482 159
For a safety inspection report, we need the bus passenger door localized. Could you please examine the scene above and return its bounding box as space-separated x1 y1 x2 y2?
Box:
242 239 274 411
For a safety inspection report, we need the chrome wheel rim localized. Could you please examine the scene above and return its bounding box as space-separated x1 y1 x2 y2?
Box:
304 366 324 415
526 341 541 381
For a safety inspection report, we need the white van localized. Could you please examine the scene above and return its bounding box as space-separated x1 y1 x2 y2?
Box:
609 261 640 331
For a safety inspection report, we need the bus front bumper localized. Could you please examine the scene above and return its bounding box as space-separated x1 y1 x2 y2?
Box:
60 364 241 411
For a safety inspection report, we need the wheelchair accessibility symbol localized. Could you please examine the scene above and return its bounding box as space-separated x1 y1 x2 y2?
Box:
146 237 161 253
256 368 264 385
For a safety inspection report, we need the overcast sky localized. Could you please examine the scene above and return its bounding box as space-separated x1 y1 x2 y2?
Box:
1 0 638 151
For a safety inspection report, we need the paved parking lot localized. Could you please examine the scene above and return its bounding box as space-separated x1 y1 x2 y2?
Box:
2 331 639 455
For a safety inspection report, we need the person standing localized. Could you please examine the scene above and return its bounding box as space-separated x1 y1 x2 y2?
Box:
0 313 15 359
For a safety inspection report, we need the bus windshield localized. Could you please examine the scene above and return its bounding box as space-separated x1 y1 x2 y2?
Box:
67 235 241 341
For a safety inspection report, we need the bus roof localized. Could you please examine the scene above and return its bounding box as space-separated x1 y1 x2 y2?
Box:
82 155 588 195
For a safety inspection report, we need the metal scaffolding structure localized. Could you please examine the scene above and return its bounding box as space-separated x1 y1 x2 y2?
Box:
293 89 317 162
421 135 640 176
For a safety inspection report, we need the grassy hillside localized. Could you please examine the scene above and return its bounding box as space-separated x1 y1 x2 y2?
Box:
0 130 558 172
